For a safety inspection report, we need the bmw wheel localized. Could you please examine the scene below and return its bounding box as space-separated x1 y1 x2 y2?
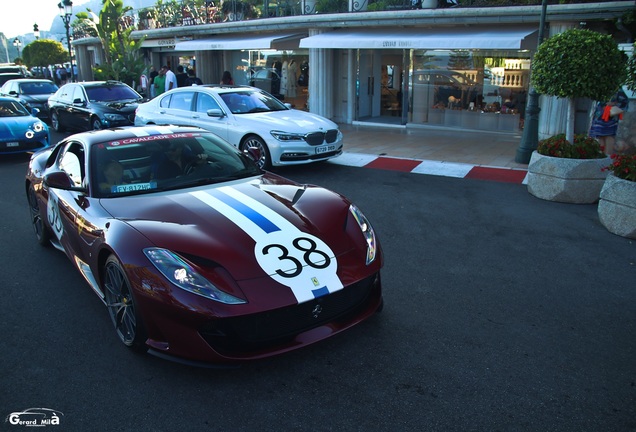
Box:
27 184 50 247
103 255 147 351
51 111 64 133
91 117 103 131
241 135 271 170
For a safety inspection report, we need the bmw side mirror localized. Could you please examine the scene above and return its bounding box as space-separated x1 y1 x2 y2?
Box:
206 108 225 118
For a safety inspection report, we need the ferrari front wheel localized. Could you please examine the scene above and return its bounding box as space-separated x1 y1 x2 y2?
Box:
27 184 50 247
103 255 147 352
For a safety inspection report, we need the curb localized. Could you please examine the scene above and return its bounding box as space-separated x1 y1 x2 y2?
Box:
328 152 529 184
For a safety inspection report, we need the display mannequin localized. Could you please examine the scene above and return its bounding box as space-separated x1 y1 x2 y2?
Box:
281 60 289 97
287 60 298 98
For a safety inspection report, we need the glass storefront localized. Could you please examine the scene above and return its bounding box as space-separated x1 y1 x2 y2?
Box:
408 49 532 131
229 49 310 111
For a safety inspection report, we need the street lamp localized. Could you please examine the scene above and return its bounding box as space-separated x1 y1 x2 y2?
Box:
33 23 40 40
12 37 22 59
514 0 548 164
58 0 74 82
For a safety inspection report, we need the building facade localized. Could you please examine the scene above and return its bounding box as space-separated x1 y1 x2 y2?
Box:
74 1 635 139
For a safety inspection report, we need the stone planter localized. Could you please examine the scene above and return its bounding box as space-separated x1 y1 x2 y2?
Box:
526 151 611 204
598 173 636 239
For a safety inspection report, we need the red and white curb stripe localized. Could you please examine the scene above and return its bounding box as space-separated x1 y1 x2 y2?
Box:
329 152 529 184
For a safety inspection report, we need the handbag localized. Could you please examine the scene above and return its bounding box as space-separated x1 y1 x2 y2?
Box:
610 106 623 116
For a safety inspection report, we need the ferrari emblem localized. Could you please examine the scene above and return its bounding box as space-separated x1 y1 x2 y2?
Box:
311 277 320 286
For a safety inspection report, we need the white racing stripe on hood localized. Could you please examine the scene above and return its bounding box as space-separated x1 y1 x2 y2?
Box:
190 186 343 304
129 126 177 137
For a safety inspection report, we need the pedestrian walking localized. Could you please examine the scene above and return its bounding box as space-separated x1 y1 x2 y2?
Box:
589 89 629 155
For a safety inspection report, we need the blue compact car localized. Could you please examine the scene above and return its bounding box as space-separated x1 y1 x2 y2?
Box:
0 96 50 154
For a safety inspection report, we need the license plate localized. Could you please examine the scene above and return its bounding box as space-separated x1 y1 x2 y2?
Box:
316 145 335 154
7 142 19 147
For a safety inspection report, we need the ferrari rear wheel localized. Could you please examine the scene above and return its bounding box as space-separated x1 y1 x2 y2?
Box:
241 135 271 170
103 255 147 352
27 184 50 247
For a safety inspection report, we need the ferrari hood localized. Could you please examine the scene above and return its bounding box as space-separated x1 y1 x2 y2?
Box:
99 175 352 284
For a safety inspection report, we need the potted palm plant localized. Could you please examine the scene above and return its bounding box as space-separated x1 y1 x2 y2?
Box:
526 29 627 204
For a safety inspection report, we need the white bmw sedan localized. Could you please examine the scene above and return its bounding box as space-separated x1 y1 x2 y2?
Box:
134 85 343 169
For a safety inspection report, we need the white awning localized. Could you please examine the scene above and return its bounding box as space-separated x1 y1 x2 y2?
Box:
299 27 538 50
174 33 305 51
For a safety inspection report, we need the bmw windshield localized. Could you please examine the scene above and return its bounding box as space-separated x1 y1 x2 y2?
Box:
219 90 288 115
86 84 141 102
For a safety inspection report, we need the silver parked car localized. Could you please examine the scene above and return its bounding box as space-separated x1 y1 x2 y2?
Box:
134 85 343 169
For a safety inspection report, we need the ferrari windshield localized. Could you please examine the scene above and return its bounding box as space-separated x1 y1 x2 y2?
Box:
219 90 288 115
91 132 262 198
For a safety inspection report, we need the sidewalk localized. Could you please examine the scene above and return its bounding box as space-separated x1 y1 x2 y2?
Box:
334 123 530 183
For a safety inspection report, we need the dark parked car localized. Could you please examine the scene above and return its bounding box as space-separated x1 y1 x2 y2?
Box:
249 68 282 99
47 80 143 132
0 78 58 121
0 73 25 87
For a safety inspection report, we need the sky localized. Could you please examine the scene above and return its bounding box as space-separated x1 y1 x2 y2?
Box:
0 0 90 39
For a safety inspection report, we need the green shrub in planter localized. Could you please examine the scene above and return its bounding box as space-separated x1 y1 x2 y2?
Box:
537 134 605 159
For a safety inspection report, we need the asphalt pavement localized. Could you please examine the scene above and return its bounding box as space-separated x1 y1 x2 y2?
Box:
1 131 635 431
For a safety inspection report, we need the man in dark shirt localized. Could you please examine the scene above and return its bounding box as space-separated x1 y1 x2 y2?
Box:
176 65 189 88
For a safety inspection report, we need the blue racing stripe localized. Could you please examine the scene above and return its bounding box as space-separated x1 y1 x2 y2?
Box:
213 190 280 233
312 286 330 298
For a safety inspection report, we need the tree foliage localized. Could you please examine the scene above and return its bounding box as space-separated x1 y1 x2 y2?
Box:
531 28 627 144
531 29 626 101
626 42 636 92
75 0 146 87
21 40 68 69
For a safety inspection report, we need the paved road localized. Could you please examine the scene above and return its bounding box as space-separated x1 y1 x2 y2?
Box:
1 146 635 431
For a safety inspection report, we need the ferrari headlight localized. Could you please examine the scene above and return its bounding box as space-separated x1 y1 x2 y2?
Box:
270 130 305 142
143 248 246 304
350 204 377 265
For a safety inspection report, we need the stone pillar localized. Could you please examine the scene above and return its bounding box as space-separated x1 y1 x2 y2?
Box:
308 29 333 119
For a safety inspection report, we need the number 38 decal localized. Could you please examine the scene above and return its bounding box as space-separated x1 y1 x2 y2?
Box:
255 231 343 302
262 237 331 278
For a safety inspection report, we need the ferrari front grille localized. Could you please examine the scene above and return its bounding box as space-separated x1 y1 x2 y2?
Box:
199 273 379 353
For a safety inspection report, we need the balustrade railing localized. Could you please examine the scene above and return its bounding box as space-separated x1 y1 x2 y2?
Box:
70 0 621 40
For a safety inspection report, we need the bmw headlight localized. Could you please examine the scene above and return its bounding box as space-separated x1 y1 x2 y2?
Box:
143 248 246 304
103 113 127 121
349 204 377 265
270 130 305 142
